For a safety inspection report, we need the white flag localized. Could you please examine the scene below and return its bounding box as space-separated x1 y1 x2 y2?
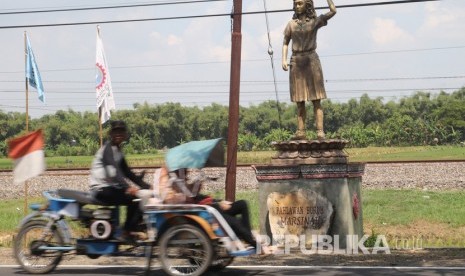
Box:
95 26 115 124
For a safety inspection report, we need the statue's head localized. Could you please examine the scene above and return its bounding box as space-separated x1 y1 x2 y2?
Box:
292 0 316 19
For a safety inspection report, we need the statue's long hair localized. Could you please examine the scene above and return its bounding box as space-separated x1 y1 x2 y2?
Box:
292 0 316 19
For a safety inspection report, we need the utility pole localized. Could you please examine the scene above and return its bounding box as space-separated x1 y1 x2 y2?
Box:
225 0 242 202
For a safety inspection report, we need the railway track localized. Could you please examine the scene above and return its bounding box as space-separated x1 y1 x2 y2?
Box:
1 159 465 173
1 160 465 199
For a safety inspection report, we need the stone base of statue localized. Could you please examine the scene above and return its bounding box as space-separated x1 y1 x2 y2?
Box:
254 139 365 249
271 139 349 165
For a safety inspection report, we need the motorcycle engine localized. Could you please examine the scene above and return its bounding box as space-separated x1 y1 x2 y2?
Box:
89 208 113 240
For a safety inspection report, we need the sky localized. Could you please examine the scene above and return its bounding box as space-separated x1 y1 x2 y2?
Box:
0 0 464 119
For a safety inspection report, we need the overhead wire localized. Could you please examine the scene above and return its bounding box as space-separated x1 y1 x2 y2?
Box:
1 75 464 85
0 45 465 74
322 46 465 58
0 0 228 15
1 44 463 75
0 0 458 116
0 0 440 29
262 0 282 128
2 90 459 112
0 0 440 15
1 87 462 95
326 76 465 83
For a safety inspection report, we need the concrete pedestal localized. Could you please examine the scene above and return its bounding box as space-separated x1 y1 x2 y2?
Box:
254 161 365 249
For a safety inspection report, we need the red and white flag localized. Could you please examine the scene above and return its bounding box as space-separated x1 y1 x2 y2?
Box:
8 130 46 184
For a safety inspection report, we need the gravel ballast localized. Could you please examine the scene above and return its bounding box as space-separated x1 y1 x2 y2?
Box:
1 161 465 199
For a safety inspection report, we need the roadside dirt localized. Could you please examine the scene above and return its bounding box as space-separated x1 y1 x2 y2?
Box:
2 247 465 267
2 219 465 267
364 220 465 248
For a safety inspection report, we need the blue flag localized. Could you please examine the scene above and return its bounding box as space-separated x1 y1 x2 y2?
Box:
25 35 45 103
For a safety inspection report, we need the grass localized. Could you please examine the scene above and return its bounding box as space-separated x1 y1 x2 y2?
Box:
1 145 465 170
0 197 46 235
191 190 465 248
361 190 465 248
362 190 465 227
0 153 167 170
2 190 465 247
345 145 465 163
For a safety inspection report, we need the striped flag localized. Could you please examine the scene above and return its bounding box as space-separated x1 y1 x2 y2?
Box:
95 26 115 124
25 34 45 103
8 130 46 184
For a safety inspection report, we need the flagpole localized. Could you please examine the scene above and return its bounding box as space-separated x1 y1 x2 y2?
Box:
24 31 29 133
98 107 103 147
97 25 103 147
23 31 29 215
23 181 28 215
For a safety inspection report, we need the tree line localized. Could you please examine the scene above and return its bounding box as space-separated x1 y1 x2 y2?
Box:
1 88 465 157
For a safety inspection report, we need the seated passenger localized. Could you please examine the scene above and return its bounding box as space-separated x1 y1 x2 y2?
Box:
152 167 274 254
89 120 150 241
150 166 187 204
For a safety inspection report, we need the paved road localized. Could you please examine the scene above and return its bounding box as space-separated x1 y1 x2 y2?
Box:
2 265 465 276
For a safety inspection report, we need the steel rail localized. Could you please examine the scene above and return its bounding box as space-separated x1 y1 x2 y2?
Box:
1 160 465 174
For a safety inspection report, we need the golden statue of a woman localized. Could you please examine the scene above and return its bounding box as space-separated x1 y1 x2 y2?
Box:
282 0 336 140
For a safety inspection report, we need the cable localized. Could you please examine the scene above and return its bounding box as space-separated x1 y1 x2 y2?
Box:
2 91 460 111
321 46 465 58
1 45 463 75
326 76 465 83
1 75 464 85
263 0 282 128
0 0 227 15
321 0 439 10
0 0 439 29
1 87 461 95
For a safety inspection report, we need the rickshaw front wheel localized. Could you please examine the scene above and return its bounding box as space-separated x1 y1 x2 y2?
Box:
14 220 64 274
159 224 213 276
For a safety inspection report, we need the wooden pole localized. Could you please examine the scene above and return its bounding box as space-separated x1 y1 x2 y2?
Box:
225 0 242 202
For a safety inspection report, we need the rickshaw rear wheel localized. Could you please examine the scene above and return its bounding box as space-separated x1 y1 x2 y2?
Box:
14 220 64 274
209 256 234 271
158 224 213 276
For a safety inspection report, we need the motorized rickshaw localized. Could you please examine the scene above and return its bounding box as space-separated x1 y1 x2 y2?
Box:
13 138 255 276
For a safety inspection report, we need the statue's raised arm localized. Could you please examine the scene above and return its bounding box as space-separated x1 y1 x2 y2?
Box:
324 0 337 20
